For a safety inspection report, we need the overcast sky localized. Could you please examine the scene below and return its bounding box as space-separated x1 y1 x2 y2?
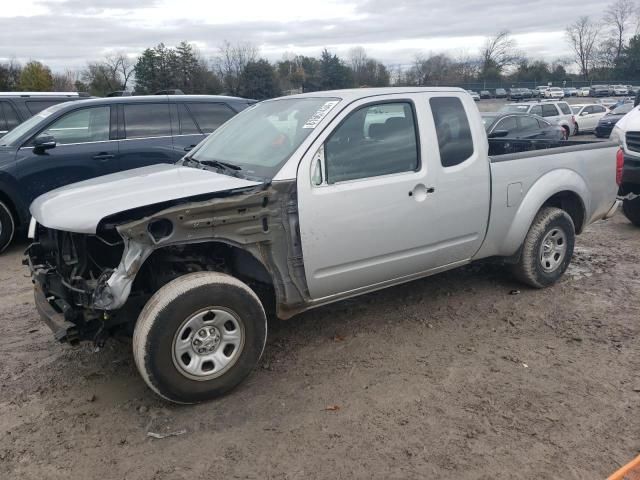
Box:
0 0 613 72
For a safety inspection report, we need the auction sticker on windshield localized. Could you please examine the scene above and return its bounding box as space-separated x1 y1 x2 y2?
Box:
303 100 339 129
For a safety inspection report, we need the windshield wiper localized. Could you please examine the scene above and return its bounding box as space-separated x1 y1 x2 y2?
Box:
183 156 242 173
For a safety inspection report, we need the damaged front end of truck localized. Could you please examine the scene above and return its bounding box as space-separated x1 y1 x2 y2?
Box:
26 181 310 345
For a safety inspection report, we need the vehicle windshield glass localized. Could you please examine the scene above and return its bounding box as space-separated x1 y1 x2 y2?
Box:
187 97 340 179
612 103 634 115
501 105 529 113
481 114 498 131
0 102 67 146
571 106 582 114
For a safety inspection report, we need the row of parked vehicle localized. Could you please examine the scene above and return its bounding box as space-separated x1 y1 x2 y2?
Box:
466 85 640 102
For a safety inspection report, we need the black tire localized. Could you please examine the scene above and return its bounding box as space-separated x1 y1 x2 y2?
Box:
622 197 640 227
574 123 579 135
0 201 15 253
562 126 570 140
511 207 575 288
133 272 267 404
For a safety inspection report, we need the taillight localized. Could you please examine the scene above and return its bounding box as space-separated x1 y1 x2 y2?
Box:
616 148 624 186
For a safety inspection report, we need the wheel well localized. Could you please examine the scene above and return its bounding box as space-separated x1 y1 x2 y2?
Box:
541 191 585 233
0 191 19 227
134 241 277 316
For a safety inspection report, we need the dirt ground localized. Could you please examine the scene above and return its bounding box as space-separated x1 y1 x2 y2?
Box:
1 213 639 480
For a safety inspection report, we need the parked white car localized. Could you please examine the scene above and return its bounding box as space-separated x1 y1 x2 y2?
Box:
613 85 629 96
534 86 549 97
577 87 591 97
544 87 565 99
570 103 609 134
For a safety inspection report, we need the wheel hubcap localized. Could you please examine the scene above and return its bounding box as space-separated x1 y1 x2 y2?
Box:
539 228 567 272
172 307 245 380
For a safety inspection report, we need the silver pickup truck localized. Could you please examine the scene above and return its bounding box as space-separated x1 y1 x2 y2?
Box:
26 87 620 403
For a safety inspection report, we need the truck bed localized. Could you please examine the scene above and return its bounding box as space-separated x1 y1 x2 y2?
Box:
488 138 606 156
475 139 619 260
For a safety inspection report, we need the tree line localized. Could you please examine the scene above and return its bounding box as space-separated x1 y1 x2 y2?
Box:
0 0 638 99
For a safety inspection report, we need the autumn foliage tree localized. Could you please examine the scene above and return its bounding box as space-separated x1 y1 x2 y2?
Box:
18 61 53 91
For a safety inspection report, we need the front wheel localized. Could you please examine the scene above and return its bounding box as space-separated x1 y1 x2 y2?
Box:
511 207 575 288
0 201 15 254
622 197 640 227
133 272 267 404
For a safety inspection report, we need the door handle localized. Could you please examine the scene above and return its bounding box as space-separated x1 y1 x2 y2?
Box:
93 153 115 161
184 145 197 152
408 184 435 200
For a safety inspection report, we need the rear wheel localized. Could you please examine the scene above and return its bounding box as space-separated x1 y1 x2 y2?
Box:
562 126 570 140
574 123 579 135
133 271 267 404
622 197 640 227
511 207 575 288
0 201 15 253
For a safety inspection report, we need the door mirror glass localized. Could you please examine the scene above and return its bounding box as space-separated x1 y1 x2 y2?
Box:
32 134 56 152
580 111 589 116
488 129 509 138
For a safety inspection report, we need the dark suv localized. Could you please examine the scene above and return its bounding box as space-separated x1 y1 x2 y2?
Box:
0 92 87 137
0 94 255 251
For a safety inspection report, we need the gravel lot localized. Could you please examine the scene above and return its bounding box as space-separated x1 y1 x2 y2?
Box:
1 210 639 479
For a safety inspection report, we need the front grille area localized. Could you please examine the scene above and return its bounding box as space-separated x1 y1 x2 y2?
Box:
627 131 640 153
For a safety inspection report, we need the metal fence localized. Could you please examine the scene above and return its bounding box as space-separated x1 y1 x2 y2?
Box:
419 80 640 90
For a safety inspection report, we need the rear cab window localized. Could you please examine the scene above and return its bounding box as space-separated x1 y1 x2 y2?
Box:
430 97 474 167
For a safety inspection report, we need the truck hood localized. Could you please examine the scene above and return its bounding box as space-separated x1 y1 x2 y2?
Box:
30 163 261 234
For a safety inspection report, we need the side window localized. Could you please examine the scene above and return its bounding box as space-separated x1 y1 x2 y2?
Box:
177 104 200 135
26 100 64 115
537 118 551 128
558 103 571 115
518 116 539 130
124 103 171 139
542 104 558 117
38 106 110 145
430 97 474 167
495 116 518 132
186 103 235 134
2 102 21 130
594 105 606 113
324 102 418 184
529 105 543 116
0 104 7 132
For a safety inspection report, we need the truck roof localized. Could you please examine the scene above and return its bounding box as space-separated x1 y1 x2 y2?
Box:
281 87 467 102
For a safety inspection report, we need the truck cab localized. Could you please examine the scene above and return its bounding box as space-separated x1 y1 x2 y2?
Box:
26 88 619 403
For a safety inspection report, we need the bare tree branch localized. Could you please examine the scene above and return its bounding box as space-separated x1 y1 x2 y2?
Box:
565 16 599 80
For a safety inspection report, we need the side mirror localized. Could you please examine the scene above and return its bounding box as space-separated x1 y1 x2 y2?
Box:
635 92 639 107
580 111 589 116
489 130 509 138
33 134 56 153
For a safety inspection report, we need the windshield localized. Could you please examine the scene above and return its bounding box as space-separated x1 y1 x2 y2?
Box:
188 97 340 179
501 104 529 113
0 103 67 147
612 103 634 115
571 106 582 114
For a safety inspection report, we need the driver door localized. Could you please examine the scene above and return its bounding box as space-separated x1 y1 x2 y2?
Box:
15 105 119 204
